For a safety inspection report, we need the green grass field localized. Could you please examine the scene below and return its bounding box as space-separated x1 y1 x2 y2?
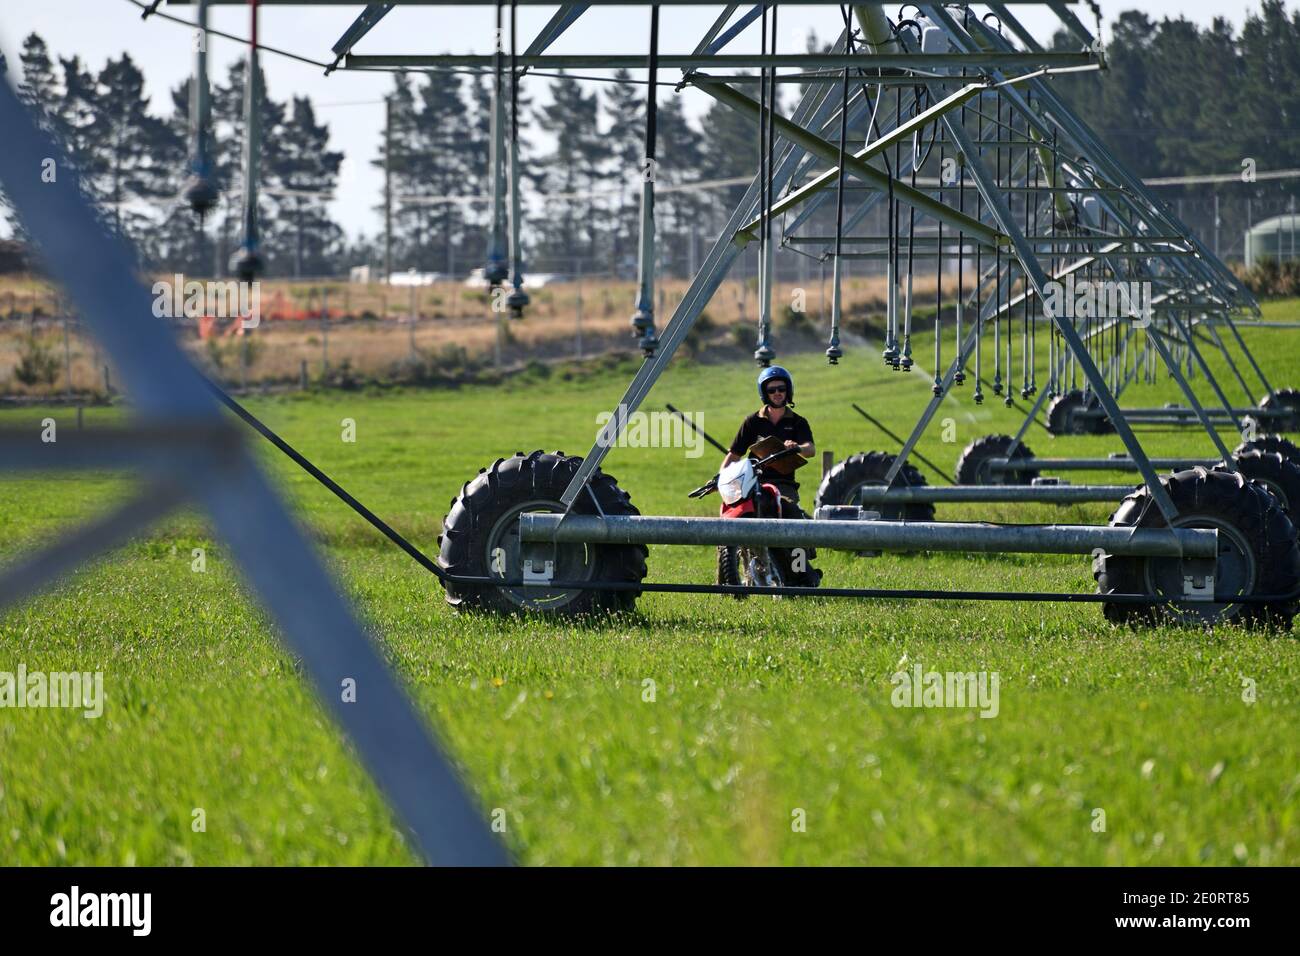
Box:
2 301 1299 866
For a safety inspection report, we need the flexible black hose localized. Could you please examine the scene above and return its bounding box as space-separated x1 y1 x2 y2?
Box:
204 377 445 578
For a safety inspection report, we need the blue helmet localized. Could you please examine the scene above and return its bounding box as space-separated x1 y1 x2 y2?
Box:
757 365 794 406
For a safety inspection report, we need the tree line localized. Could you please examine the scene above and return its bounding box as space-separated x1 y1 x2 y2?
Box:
8 33 350 277
3 3 1300 279
1 30 760 280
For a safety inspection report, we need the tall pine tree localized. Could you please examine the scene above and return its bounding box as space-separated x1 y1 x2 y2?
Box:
87 54 177 249
535 72 610 272
274 96 344 276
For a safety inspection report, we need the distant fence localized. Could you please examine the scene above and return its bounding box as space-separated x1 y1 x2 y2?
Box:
0 265 933 400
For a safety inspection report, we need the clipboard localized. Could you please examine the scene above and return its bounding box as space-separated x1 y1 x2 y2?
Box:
748 434 807 476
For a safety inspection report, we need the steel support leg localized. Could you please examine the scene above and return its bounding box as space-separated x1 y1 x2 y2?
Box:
1135 336 1232 454
1223 312 1276 401
1205 320 1256 406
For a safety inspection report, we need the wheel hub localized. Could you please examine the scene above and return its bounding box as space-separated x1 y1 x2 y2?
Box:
486 499 597 610
1143 515 1256 624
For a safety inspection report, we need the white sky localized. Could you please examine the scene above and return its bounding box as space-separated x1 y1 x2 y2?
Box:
0 1 1275 241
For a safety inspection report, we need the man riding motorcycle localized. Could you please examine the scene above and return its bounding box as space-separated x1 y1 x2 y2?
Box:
716 366 821 587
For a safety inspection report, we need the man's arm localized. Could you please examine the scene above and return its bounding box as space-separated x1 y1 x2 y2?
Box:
784 417 815 458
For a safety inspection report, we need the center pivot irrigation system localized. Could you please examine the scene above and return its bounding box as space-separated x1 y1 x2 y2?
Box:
151 0 1300 628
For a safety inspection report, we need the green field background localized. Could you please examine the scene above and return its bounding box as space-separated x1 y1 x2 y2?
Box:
1 302 1298 865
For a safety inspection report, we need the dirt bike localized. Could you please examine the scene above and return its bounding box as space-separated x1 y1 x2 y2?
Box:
688 446 821 596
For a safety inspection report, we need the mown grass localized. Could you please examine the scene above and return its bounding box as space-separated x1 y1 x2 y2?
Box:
1 300 1298 865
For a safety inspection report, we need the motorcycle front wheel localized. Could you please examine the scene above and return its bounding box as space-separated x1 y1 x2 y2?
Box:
716 545 785 599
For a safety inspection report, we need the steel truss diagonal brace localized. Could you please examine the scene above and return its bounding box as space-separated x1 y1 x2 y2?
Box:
524 4 590 58
691 77 1005 249
0 481 189 611
326 4 395 74
737 81 988 237
1154 312 1241 465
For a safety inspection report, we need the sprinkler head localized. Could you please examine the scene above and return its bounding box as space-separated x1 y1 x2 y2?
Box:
826 344 843 364
753 343 776 367
992 378 1003 395
953 370 966 386
506 287 529 320
900 357 914 371
485 258 509 285
1004 395 1014 408
973 390 984 405
182 175 219 216
631 307 660 355
932 383 944 397
228 246 264 283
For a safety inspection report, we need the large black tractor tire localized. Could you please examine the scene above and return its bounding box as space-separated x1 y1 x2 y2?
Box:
815 451 936 521
1215 450 1300 515
1258 387 1300 432
1046 389 1115 436
955 434 1040 486
1095 467 1300 629
1235 434 1300 467
438 450 648 615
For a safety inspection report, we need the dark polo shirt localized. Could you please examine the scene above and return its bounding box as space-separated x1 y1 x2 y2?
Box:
728 406 814 490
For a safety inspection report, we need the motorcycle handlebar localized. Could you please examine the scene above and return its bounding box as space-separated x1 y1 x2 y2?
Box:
687 446 804 497
688 475 718 498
